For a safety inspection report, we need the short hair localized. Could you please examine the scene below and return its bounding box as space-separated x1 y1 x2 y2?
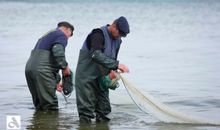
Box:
57 21 74 36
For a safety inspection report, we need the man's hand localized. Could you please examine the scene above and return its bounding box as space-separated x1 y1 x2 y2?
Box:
62 66 70 76
56 82 63 92
109 70 117 80
118 64 129 73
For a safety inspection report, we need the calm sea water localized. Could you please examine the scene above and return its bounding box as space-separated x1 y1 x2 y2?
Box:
0 0 220 129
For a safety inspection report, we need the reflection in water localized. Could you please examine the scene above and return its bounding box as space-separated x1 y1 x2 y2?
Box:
26 110 60 130
26 110 110 130
77 122 110 130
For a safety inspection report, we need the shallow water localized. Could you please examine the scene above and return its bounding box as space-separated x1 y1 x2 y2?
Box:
1 0 220 129
1 85 220 130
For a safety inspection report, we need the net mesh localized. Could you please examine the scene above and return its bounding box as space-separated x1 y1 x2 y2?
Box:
120 75 220 125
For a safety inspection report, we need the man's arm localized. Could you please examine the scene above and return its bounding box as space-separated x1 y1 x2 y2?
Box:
52 44 71 76
88 29 118 70
51 44 68 69
91 50 118 70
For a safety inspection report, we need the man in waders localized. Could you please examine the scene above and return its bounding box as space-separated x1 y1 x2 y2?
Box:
75 16 130 123
25 22 74 110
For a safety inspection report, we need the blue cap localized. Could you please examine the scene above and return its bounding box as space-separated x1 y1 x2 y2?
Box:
115 16 130 37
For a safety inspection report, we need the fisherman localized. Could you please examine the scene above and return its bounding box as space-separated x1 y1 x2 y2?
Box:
75 16 130 123
25 21 74 110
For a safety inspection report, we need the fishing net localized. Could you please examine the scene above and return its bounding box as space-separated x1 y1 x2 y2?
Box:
119 75 220 125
